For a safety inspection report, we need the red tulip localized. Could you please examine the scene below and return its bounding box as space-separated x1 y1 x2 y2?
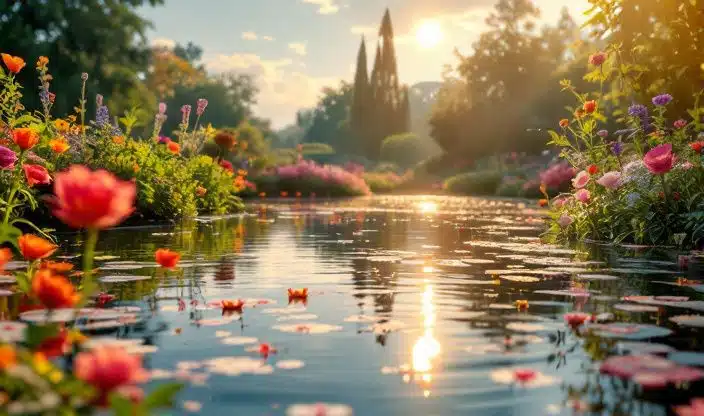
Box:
49 165 136 229
23 164 51 187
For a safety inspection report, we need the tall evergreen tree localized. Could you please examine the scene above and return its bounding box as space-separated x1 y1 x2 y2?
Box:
350 36 370 155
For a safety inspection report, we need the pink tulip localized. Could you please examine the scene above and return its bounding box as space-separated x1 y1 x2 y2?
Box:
571 170 590 189
557 213 573 227
575 189 591 203
596 171 622 190
643 144 674 174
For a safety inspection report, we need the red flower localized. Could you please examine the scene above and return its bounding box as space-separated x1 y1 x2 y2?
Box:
49 165 136 229
219 160 234 173
19 234 57 260
538 199 548 207
12 128 39 150
588 52 607 66
214 132 237 149
258 343 277 358
221 299 245 313
155 248 180 268
31 269 80 309
23 164 51 187
564 312 590 329
689 141 704 153
95 292 116 308
513 368 537 384
673 192 681 201
288 288 308 302
559 119 569 128
166 141 180 154
37 330 71 358
643 144 674 175
1 53 26 74
583 100 597 114
587 164 598 175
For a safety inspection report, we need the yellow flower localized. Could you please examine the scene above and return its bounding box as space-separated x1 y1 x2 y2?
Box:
54 119 70 133
49 138 70 154
36 56 49 70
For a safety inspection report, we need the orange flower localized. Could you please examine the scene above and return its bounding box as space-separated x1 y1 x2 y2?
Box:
166 141 180 154
583 100 597 114
133 163 140 173
196 186 207 197
49 138 70 154
19 234 57 260
237 169 248 177
12 127 39 150
515 300 529 311
538 199 548 207
36 56 49 70
295 191 302 198
559 119 569 128
31 269 80 309
0 248 12 270
0 345 16 370
574 109 585 119
54 119 70 133
221 299 245 312
258 192 266 198
40 261 74 274
287 288 308 301
112 136 125 145
1 53 26 74
280 191 288 197
49 165 136 229
155 248 180 268
234 176 245 190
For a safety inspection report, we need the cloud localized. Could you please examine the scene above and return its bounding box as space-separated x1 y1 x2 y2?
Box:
151 37 176 49
204 53 338 128
288 42 307 56
301 0 339 15
241 31 258 41
262 35 276 41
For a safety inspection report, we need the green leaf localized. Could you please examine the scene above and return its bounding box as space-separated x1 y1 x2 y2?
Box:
143 382 184 410
25 323 60 348
10 218 55 241
547 130 569 147
14 272 30 293
110 393 137 416
0 224 22 247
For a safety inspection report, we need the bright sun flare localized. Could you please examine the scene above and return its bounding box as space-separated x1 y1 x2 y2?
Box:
416 20 443 49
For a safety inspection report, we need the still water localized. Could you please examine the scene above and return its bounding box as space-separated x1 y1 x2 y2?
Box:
13 196 704 415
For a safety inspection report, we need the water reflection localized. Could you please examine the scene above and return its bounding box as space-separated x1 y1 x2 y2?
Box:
417 200 438 214
411 282 441 397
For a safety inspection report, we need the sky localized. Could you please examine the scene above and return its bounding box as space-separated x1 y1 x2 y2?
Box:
139 0 591 129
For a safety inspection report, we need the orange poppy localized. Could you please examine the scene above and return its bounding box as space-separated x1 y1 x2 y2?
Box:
287 288 308 301
166 141 180 154
49 138 70 154
12 127 39 150
1 53 26 74
31 269 80 309
155 248 180 268
221 300 245 312
19 234 57 260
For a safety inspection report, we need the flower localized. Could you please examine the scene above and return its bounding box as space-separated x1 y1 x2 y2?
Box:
12 127 39 150
112 136 125 145
158 102 167 115
515 300 529 311
54 119 70 133
571 170 590 189
597 130 608 138
673 191 681 201
674 119 688 129
557 213 573 227
0 345 16 369
587 164 598 175
157 136 171 145
564 312 590 329
196 186 207 197
652 94 673 106
74 346 148 400
40 261 74 274
19 234 57 260
1 53 25 73
626 192 641 207
0 247 11 271
583 100 597 114
643 144 674 174
575 189 591 204
588 51 607 66
221 300 245 312
214 131 237 149
0 146 17 169
31 269 79 309
133 163 140 173
628 104 648 118
513 368 537 384
50 165 136 229
196 98 208 116
611 141 623 156
259 192 266 198
674 398 704 416
288 288 308 301
574 109 585 118
682 161 694 171
219 160 234 173
690 142 704 153
559 119 569 128
257 343 277 358
155 248 180 268
539 162 575 188
596 171 622 190
36 55 49 70
23 164 51 187
49 138 70 154
95 292 115 308
538 199 548 207
166 141 181 154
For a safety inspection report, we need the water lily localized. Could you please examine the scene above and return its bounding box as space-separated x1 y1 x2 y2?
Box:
288 288 309 302
221 300 245 312
596 171 622 190
515 300 529 311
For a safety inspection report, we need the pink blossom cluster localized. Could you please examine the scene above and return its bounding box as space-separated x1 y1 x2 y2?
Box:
275 160 371 195
342 162 365 177
539 162 575 189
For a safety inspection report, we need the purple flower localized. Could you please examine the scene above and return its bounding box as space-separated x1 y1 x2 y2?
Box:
628 104 648 119
652 94 673 106
158 102 167 115
95 105 110 128
610 141 623 156
196 98 208 116
597 130 608 138
0 145 17 169
158 136 171 144
181 104 192 125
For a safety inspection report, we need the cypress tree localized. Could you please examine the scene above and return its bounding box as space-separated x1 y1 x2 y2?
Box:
350 36 369 155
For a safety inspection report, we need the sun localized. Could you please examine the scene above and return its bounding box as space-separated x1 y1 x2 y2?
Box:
416 20 443 49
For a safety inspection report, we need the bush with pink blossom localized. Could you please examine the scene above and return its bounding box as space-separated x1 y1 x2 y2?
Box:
254 160 371 197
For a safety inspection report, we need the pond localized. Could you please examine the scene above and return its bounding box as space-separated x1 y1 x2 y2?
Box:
4 195 704 415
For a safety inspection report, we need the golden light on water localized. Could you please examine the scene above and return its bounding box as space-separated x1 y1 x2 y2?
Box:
416 20 443 49
411 282 441 394
417 200 438 213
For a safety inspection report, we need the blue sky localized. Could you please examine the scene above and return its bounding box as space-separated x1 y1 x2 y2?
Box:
139 0 590 128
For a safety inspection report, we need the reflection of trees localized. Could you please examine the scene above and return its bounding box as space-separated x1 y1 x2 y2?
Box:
214 260 236 282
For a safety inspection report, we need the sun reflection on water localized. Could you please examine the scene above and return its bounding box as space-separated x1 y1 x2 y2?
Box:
417 200 438 214
411 282 441 396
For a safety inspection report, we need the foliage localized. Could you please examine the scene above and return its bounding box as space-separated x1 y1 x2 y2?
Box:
303 82 354 153
301 142 335 156
254 160 371 197
363 170 411 194
380 133 434 168
443 171 504 196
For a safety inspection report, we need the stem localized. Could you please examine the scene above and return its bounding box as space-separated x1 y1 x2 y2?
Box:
2 185 17 225
660 174 670 202
80 80 87 159
81 228 99 295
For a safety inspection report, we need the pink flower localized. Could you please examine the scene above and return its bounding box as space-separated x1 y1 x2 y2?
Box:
74 346 148 402
23 164 51 187
674 119 688 129
513 368 537 384
552 197 567 208
564 312 590 329
674 398 704 416
682 161 694 171
596 171 622 190
643 144 674 174
589 51 607 66
557 213 573 227
571 170 590 189
574 189 591 203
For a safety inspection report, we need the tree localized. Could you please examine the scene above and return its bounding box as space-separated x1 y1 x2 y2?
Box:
303 82 353 152
147 46 204 100
349 36 370 155
0 0 164 117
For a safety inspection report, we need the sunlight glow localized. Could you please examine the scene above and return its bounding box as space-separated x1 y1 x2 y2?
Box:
416 20 443 49
417 201 438 213
412 284 441 392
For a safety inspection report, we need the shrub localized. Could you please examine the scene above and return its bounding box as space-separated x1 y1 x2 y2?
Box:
301 142 335 155
380 133 434 168
443 171 503 195
363 171 411 194
253 160 370 197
